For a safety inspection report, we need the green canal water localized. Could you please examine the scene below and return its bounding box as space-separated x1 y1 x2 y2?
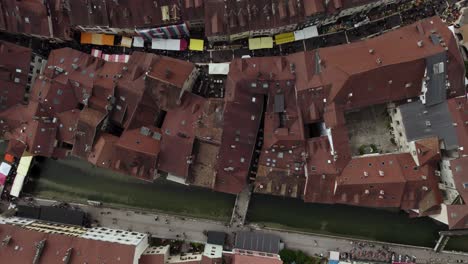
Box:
27 157 235 221
21 156 468 252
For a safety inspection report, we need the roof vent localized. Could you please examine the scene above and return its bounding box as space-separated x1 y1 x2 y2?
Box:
379 170 384 176
376 58 382 65
364 189 369 194
363 171 368 177
368 49 374 54
417 40 424 47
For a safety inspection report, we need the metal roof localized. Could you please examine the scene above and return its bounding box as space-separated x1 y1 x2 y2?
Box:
273 94 285 113
39 206 86 226
234 231 280 254
206 231 226 246
424 52 447 106
399 100 459 150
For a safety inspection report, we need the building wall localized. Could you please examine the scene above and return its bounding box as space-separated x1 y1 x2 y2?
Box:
182 68 200 93
134 236 150 264
388 104 411 152
439 158 460 204
77 25 115 34
28 54 47 93
321 0 399 26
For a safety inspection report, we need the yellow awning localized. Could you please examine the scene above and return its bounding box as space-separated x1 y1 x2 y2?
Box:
189 38 204 51
275 32 295 45
81 33 115 46
101 34 115 46
80 32 92 44
249 37 273 50
260 37 273 49
120 36 132 48
248 38 261 50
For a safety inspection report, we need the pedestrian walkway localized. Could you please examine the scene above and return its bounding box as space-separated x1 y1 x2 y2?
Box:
229 184 252 228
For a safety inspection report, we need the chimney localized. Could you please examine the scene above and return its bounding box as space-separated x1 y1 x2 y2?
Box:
165 68 172 79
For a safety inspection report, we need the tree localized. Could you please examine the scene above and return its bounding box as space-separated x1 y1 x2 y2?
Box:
280 249 318 264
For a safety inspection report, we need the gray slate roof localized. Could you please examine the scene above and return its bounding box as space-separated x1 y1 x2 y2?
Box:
399 100 458 149
234 231 281 254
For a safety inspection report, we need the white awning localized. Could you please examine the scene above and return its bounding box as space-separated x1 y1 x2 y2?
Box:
330 251 340 261
208 63 230 75
295 26 319 41
151 39 181 51
294 30 305 41
0 162 11 175
10 155 33 198
133 36 145 48
303 25 319 39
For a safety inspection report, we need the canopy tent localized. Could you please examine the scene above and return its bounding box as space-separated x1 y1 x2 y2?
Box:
101 54 131 63
120 36 133 48
81 33 115 46
294 25 319 40
91 49 102 58
152 39 187 51
275 32 295 45
10 154 33 198
208 63 230 75
189 39 204 51
248 37 273 50
133 36 145 48
0 162 11 176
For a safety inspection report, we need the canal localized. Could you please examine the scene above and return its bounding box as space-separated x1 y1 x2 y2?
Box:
19 155 468 252
26 157 236 221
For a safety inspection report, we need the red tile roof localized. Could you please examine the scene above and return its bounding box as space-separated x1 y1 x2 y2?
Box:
146 55 196 90
56 109 80 144
414 137 441 166
0 41 32 111
1 0 51 38
67 0 110 27
23 120 57 157
158 93 206 178
215 83 264 194
204 0 306 38
114 126 161 180
446 204 468 230
447 96 468 156
72 107 106 158
451 156 468 204
88 133 119 168
0 224 138 264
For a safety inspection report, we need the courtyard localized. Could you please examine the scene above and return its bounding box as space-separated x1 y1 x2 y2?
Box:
345 104 398 156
